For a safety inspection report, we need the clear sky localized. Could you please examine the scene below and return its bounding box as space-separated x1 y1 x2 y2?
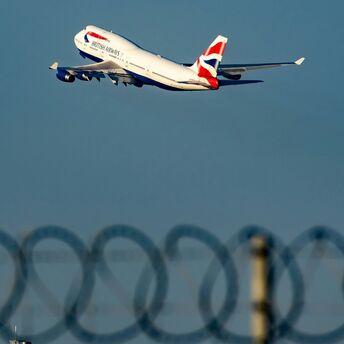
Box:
1 0 344 236
0 0 343 342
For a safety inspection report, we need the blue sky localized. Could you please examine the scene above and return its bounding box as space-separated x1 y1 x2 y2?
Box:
0 1 343 341
1 0 343 237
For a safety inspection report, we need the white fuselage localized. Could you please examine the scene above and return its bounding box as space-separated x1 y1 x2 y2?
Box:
74 26 211 91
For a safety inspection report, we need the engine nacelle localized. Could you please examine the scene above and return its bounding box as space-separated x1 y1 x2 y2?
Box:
222 72 242 80
56 70 75 83
76 73 92 81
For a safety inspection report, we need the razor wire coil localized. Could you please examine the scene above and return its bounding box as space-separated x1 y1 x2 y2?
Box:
0 225 342 344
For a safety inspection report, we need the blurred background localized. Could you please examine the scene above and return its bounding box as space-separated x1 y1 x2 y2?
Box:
0 0 343 343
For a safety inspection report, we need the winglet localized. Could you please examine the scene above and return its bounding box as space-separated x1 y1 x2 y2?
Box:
49 62 59 70
295 57 305 66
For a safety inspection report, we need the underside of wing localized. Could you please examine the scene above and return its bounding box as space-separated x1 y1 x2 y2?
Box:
49 60 143 86
219 79 264 86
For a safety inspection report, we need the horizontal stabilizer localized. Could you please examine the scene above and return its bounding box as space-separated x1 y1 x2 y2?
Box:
219 79 264 86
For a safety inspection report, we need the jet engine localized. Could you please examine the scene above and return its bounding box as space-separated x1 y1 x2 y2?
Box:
56 70 75 83
76 73 92 81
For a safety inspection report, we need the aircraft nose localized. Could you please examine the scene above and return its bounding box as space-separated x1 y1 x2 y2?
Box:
74 30 85 47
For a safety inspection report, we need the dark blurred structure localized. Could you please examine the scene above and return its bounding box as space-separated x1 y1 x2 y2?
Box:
0 225 342 344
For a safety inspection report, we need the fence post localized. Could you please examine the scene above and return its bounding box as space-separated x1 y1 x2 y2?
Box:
251 235 271 344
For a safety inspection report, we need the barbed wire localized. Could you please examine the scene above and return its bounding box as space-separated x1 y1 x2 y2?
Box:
0 225 342 344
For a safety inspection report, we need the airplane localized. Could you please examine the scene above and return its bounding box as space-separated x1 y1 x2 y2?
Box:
49 25 305 91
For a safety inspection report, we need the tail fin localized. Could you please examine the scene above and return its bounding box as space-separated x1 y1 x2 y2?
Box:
190 35 228 78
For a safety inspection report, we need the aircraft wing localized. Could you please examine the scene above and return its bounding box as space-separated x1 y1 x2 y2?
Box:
49 61 142 86
218 57 305 78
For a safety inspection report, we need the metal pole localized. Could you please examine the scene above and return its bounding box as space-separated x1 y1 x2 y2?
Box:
251 236 270 344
